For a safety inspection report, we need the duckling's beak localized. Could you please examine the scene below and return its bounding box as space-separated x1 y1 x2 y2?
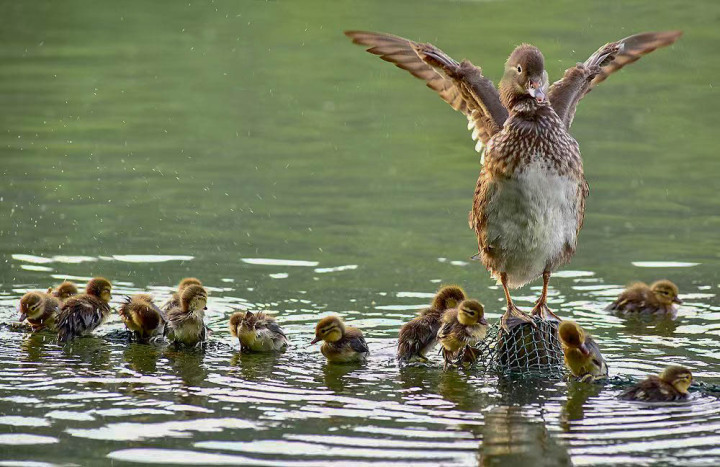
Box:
310 336 320 345
673 296 683 304
578 343 590 357
479 316 488 326
18 312 27 322
528 78 545 102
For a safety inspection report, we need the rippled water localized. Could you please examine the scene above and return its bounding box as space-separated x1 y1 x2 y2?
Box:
1 0 719 465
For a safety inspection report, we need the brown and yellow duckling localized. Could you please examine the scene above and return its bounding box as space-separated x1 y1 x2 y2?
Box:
620 365 693 402
312 316 369 363
229 311 289 352
607 280 682 316
118 294 166 342
47 281 79 303
56 277 112 342
437 299 488 370
397 285 466 363
18 291 61 332
558 321 608 382
162 277 203 312
164 284 208 346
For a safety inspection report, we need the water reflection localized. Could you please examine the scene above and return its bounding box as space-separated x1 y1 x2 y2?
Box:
560 380 603 426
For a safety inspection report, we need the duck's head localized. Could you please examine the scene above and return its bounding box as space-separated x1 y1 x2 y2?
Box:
178 277 203 292
180 284 207 313
500 44 548 108
660 365 693 395
228 311 246 338
53 281 78 300
559 321 589 355
86 278 112 303
432 285 466 311
651 280 682 306
19 292 44 322
311 316 345 344
457 299 487 326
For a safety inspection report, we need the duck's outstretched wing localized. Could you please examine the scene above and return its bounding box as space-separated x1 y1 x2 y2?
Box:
549 30 682 129
344 30 507 150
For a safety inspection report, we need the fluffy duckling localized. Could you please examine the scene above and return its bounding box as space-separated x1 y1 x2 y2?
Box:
558 321 608 382
165 284 208 346
620 365 693 402
397 285 466 363
118 294 166 342
437 299 488 370
229 311 289 352
607 280 682 315
311 316 369 363
47 281 79 303
18 291 61 331
162 277 203 312
56 277 112 342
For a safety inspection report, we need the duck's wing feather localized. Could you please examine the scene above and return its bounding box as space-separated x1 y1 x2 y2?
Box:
549 31 682 129
345 30 507 148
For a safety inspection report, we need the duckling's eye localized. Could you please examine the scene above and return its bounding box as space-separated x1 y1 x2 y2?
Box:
592 359 601 366
516 65 522 73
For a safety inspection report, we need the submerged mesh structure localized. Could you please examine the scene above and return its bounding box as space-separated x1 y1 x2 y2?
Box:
469 316 565 376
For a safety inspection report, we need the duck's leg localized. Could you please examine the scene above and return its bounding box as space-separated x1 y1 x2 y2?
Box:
499 272 534 334
531 271 561 322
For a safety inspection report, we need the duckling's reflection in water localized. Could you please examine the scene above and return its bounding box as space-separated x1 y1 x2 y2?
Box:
479 406 572 467
560 379 602 428
124 341 162 374
229 351 282 381
620 314 678 337
321 361 364 393
19 331 55 362
495 374 565 406
60 337 112 372
164 347 207 387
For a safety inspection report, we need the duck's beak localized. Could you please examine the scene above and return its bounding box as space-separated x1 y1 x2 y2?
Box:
18 312 27 322
673 296 683 304
310 336 320 345
579 343 590 357
528 78 545 102
479 316 488 326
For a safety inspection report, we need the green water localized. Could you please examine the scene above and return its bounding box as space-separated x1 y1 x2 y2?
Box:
1 0 719 465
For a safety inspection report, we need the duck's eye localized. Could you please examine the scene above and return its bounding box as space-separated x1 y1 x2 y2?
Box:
592 359 601 366
516 65 522 73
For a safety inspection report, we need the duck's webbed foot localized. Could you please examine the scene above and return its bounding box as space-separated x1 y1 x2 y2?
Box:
531 301 561 322
499 303 534 335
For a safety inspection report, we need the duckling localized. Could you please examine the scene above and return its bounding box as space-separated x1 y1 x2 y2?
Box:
229 311 289 352
165 284 208 346
437 299 488 370
311 316 369 363
397 285 466 363
47 281 79 303
620 365 693 402
162 277 203 312
118 294 166 342
558 320 608 382
607 280 682 315
56 277 112 342
18 291 61 331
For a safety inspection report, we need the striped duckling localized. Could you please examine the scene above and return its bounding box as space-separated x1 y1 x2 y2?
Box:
437 299 488 370
558 320 608 382
19 291 61 332
118 294 166 342
312 316 368 363
47 281 79 303
620 365 693 402
165 284 208 347
229 311 289 352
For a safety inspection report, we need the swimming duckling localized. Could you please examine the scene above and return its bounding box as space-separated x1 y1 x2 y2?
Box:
18 291 61 331
56 277 112 342
229 311 289 352
118 294 166 342
311 316 369 363
620 365 693 402
558 320 608 382
607 280 682 316
162 277 203 312
165 284 207 346
397 285 466 363
47 281 79 303
437 299 488 370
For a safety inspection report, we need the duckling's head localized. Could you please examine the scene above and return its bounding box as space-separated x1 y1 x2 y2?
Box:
431 285 466 311
133 293 154 304
660 365 693 395
53 281 78 300
228 311 245 338
559 321 589 354
500 44 548 108
651 280 682 306
178 277 203 292
19 292 44 322
86 278 112 302
457 299 487 326
311 316 345 344
181 284 207 313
